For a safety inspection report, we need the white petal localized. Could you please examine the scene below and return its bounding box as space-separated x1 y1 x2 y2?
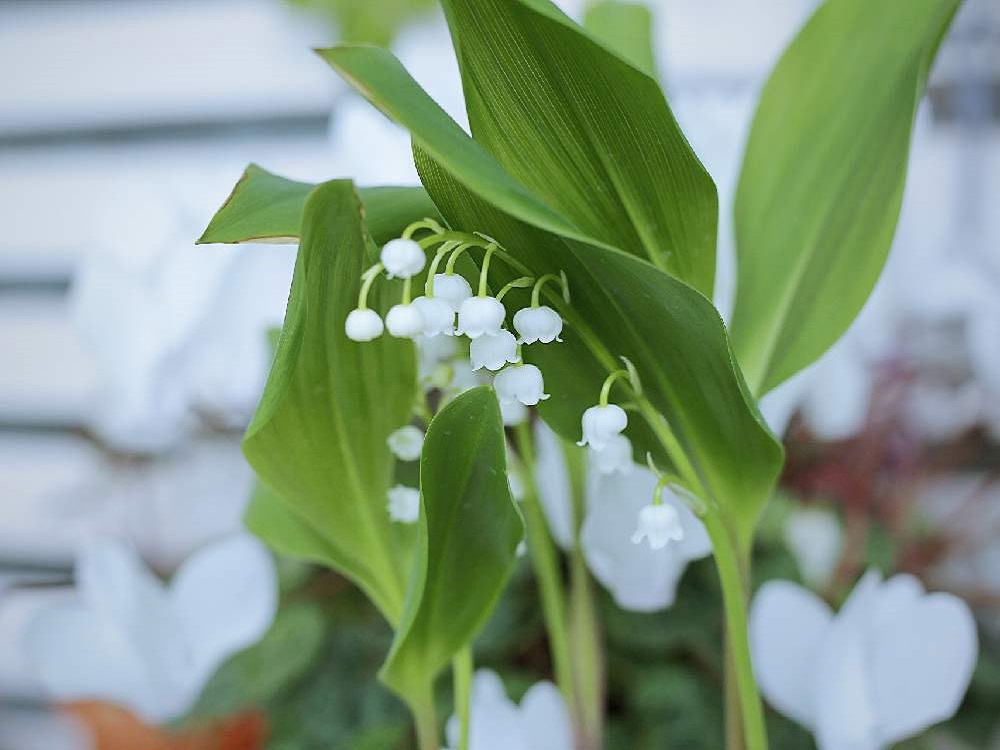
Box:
783 507 843 589
168 535 278 695
867 581 978 745
749 580 833 730
533 421 574 550
813 616 880 750
520 681 574 750
447 669 526 750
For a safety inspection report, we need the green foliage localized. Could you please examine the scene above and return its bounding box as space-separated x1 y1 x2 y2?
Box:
583 1 656 77
380 387 523 702
730 0 961 394
241 180 417 623
288 0 435 47
197 164 440 246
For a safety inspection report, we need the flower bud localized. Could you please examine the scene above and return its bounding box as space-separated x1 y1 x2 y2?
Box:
345 308 384 342
456 296 506 338
433 273 473 312
387 425 425 462
387 485 420 523
494 364 550 406
385 303 424 338
513 305 563 344
380 238 426 279
577 404 628 451
631 503 684 549
412 295 455 337
470 330 520 371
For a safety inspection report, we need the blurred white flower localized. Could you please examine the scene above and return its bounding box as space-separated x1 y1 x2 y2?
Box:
750 571 978 750
783 507 843 589
433 273 474 313
380 238 426 279
387 485 421 524
470 330 520 372
445 669 573 750
387 425 424 462
589 434 633 476
630 502 684 550
27 534 277 723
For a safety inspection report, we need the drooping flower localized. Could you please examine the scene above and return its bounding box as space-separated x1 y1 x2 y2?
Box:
444 669 573 750
412 295 456 337
513 305 563 344
470 330 520 371
577 404 627 451
385 303 425 339
387 425 425 462
387 485 421 524
498 396 529 426
457 296 506 338
494 364 550 406
433 273 474 312
783 506 843 589
631 502 684 550
589 433 633 475
750 571 978 750
345 308 384 342
26 535 277 723
380 238 426 279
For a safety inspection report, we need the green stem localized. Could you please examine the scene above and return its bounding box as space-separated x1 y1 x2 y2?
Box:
412 692 440 750
425 241 460 297
598 369 630 406
402 217 445 239
725 633 747 750
513 423 577 711
402 277 413 305
703 513 768 750
530 273 562 307
357 262 384 310
453 648 474 750
477 244 497 297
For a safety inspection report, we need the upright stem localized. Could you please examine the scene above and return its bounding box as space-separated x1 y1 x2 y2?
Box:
513 423 577 711
411 692 440 750
453 648 474 750
703 513 768 750
725 633 747 750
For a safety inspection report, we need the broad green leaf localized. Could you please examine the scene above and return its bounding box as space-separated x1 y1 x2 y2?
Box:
730 0 960 394
320 43 780 539
197 163 441 246
244 483 344 571
243 179 417 622
583 1 656 77
380 387 522 702
439 0 716 295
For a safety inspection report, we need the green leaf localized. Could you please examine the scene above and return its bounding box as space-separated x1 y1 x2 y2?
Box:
197 163 442 246
242 179 417 622
730 0 960 394
322 42 780 538
380 387 522 702
583 1 656 77
438 0 717 296
244 483 344 570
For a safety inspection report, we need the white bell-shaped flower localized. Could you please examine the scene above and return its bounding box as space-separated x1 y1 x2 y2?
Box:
470 330 520 371
345 308 384 342
387 425 424 461
783 507 843 589
499 397 529 426
444 669 573 750
513 305 563 344
631 502 684 549
494 364 550 406
751 571 978 750
433 273 474 312
456 296 506 338
412 295 455 337
387 485 420 523
577 404 627 451
590 434 633 475
385 303 424 339
380 238 425 279
26 535 277 723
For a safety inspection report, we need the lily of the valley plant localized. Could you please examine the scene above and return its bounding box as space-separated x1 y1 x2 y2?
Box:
197 1 970 748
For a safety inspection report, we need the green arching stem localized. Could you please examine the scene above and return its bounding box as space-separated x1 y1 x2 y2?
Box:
401 217 445 240
402 277 413 305
598 370 631 407
512 423 577 713
425 241 460 297
496 276 535 302
651 474 672 506
530 273 564 307
477 244 498 297
357 262 385 310
453 647 474 750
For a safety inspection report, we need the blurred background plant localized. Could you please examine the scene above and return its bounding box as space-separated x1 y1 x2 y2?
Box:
0 0 998 748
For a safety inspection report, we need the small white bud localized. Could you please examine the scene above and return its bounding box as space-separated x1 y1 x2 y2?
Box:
470 330 520 371
494 364 550 407
631 503 684 549
433 273 473 312
513 306 563 344
412 295 455 337
380 238 426 279
456 296 506 338
577 404 628 451
590 434 633 475
387 485 420 523
387 425 424 461
345 308 384 342
385 303 424 339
